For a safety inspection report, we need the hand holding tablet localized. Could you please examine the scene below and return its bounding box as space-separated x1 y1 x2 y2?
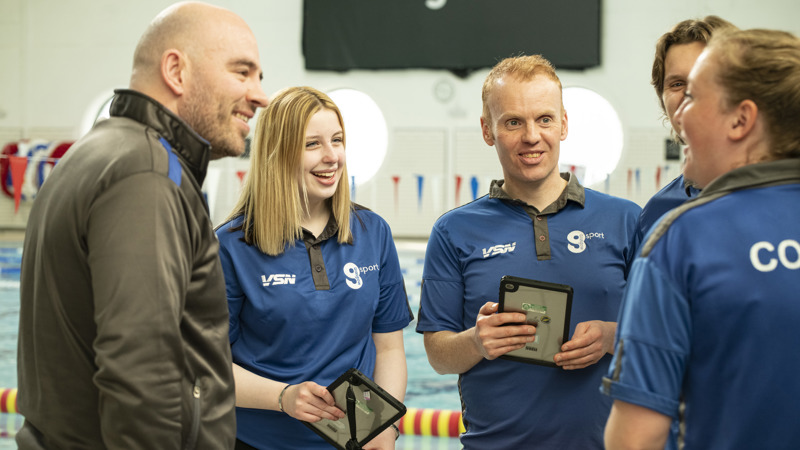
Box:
497 276 573 367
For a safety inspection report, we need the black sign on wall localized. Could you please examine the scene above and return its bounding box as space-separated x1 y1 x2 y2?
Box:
303 0 601 76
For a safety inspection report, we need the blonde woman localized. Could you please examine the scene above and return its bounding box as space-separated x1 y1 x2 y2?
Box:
216 86 411 450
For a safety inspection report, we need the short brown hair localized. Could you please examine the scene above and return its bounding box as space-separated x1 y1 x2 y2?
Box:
707 28 800 159
481 54 563 125
651 16 736 114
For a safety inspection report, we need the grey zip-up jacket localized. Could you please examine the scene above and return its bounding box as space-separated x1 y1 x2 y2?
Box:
17 89 235 449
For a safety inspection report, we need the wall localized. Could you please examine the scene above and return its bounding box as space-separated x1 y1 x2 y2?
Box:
1 0 798 236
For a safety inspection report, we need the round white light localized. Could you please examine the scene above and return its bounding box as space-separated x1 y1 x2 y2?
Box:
80 90 116 136
327 89 388 186
560 87 624 187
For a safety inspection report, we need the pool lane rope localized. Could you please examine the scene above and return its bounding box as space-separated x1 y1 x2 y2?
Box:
0 388 16 414
399 407 464 437
0 388 465 439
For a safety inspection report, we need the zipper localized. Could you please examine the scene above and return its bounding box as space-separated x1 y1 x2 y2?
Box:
183 381 201 450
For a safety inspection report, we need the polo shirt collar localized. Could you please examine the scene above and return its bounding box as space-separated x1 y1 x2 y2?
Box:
489 172 586 214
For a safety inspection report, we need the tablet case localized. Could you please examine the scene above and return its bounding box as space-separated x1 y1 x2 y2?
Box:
303 368 406 450
498 275 573 367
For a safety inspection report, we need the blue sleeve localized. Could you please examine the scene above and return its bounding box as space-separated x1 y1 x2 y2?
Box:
624 202 644 280
416 223 466 333
372 218 412 333
602 255 690 419
216 226 244 345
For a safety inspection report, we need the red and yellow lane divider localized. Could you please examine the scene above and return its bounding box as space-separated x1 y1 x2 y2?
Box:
0 389 16 414
399 407 464 437
0 389 463 440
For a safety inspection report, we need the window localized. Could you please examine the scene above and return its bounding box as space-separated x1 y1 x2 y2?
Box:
559 87 624 187
327 88 388 185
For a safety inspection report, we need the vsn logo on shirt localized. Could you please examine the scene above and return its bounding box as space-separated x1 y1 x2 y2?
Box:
482 242 516 258
567 230 606 254
343 262 380 289
262 274 296 286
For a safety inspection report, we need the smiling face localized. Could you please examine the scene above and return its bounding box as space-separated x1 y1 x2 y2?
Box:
301 108 345 212
662 41 706 136
675 50 735 188
179 14 268 159
481 74 568 200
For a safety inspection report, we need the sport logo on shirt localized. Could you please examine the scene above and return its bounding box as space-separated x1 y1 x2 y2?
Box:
567 230 606 254
343 262 379 290
261 274 296 286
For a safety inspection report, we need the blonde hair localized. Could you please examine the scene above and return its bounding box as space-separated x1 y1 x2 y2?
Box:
481 54 563 125
222 86 352 255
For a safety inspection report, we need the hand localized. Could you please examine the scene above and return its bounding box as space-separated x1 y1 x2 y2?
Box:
554 320 616 370
472 302 537 360
363 426 397 450
280 381 345 422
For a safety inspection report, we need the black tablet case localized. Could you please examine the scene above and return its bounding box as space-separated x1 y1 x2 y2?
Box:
303 368 406 449
498 275 573 367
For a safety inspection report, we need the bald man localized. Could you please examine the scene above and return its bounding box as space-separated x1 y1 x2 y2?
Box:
16 2 268 449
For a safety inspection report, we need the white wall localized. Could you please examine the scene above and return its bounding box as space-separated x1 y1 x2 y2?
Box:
1 0 798 236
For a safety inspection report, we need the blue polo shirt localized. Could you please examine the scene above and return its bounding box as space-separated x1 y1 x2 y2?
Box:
635 174 699 246
417 175 640 449
217 206 412 449
603 159 800 449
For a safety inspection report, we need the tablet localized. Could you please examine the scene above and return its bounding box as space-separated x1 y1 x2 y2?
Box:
497 275 573 367
303 368 406 449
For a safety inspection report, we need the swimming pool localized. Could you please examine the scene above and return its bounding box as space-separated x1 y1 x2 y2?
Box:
0 241 463 448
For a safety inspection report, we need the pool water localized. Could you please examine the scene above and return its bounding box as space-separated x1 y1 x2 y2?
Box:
0 241 463 448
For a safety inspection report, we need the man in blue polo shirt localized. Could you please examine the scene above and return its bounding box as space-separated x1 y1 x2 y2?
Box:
416 54 641 449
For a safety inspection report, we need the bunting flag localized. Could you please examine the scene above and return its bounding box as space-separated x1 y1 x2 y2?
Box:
454 175 462 206
655 166 662 190
391 176 400 213
470 176 479 200
350 175 356 201
10 156 27 213
0 143 19 200
635 168 641 193
415 175 424 211
627 169 632 196
236 170 247 186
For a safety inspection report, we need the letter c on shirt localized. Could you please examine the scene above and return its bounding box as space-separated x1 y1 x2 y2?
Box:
750 241 777 272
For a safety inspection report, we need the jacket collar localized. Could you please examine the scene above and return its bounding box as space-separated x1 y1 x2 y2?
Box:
109 89 211 185
700 158 800 198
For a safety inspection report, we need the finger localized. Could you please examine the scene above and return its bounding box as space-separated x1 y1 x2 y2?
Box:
555 349 601 368
561 328 599 351
478 301 498 315
309 387 345 418
478 323 536 343
492 311 531 326
299 397 345 421
561 357 598 370
485 342 528 360
316 385 338 406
